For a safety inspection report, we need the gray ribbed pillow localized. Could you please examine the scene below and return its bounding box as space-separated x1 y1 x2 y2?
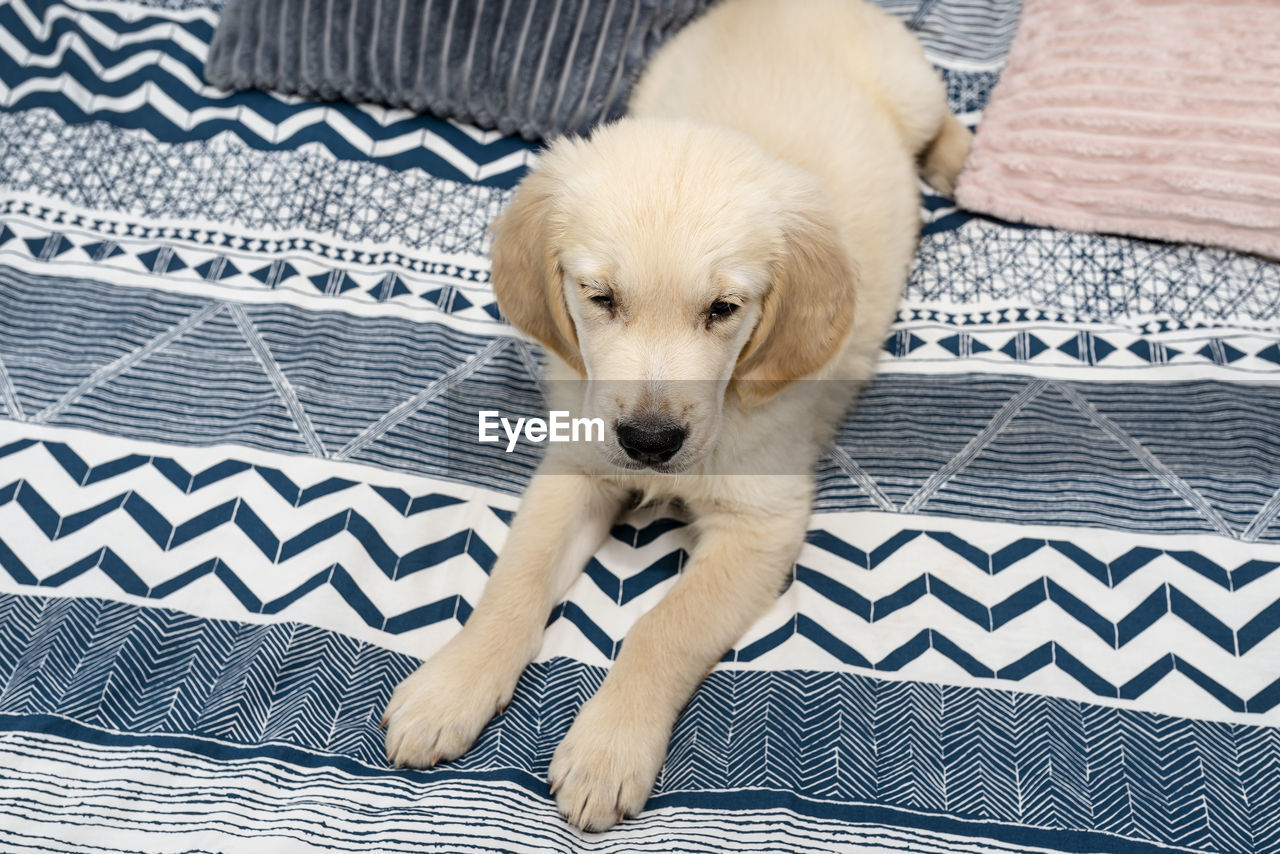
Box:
204 0 714 141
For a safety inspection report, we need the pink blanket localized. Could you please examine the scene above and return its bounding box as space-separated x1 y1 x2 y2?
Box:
954 0 1280 260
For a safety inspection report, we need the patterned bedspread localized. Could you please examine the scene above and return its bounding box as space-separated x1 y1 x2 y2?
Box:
1 1 1278 851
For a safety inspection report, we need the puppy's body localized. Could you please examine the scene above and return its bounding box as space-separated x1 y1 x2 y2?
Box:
633 0 944 339
384 0 970 831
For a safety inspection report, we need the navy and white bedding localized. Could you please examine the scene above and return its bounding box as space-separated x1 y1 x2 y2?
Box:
1 1 1278 852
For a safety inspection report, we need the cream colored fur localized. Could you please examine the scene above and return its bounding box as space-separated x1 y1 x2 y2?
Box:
383 0 970 831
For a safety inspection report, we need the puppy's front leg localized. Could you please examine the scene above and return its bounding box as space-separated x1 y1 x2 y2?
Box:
384 468 625 768
549 501 809 830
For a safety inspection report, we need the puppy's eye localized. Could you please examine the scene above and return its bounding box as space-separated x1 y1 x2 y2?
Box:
589 293 615 313
706 300 740 324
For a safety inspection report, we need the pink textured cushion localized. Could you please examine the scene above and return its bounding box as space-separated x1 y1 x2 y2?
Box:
954 0 1280 260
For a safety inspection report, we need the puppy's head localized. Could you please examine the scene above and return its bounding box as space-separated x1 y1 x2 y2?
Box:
490 118 855 473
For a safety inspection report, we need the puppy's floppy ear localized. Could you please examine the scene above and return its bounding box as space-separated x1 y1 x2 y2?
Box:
734 190 856 404
489 156 584 375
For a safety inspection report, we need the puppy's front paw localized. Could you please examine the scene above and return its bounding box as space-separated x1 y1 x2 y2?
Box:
382 641 516 769
549 688 670 831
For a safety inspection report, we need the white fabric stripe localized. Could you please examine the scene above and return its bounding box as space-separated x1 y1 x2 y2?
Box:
0 729 1092 854
0 187 499 282
6 0 211 58
56 0 220 24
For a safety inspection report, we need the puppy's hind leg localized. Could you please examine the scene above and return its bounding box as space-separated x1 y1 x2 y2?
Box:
920 113 973 198
384 466 626 768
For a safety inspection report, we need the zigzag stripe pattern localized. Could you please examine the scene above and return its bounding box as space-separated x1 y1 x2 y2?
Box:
2 433 1278 713
0 436 466 509
0 0 1005 189
0 0 535 186
804 528 1280 591
6 471 1276 660
0 591 1273 854
6 434 1277 595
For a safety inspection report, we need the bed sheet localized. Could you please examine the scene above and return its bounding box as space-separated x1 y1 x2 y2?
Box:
0 1 1278 851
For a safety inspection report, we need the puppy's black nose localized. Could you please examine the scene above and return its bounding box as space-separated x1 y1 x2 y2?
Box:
617 420 686 465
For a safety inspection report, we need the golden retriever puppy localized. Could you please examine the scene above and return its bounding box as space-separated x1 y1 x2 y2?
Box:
383 0 970 831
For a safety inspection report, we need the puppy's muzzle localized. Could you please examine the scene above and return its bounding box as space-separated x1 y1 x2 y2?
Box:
616 418 686 466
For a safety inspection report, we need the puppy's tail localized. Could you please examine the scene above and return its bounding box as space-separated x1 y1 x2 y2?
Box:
919 114 972 198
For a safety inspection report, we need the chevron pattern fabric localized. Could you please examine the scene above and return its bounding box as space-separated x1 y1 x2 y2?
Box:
1 0 1278 852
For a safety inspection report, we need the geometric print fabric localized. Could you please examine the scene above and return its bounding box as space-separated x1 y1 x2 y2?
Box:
1 0 1278 852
